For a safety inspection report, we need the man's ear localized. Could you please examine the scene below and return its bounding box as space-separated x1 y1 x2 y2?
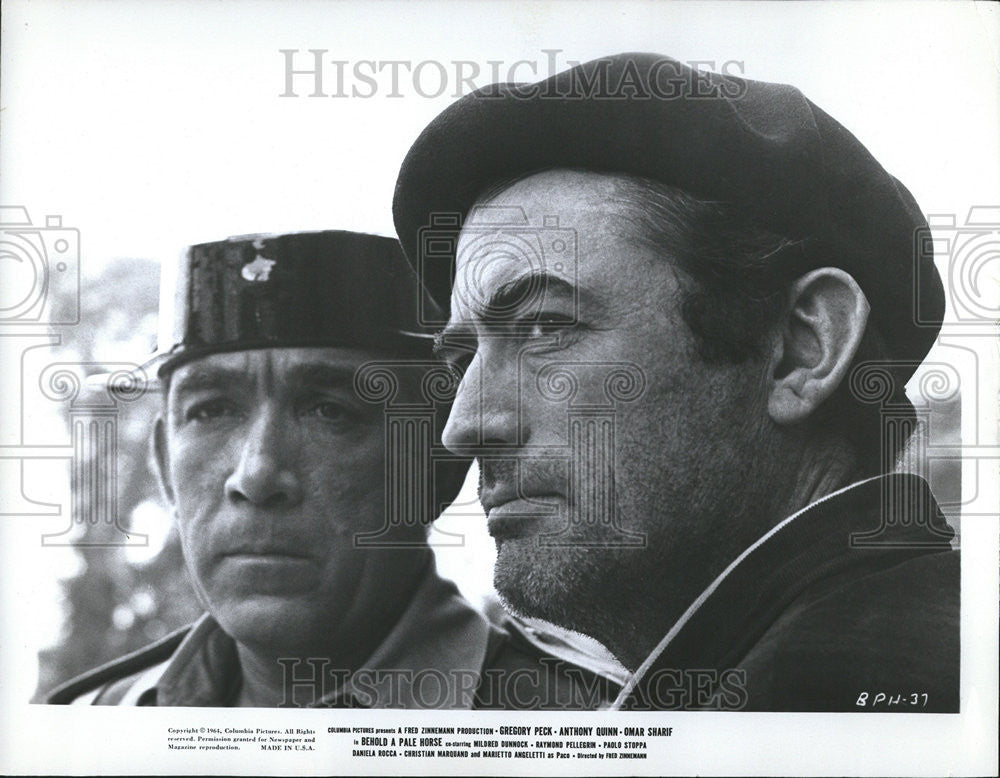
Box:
152 416 176 507
767 268 870 425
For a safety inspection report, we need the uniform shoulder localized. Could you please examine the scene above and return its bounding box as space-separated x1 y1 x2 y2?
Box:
46 624 192 705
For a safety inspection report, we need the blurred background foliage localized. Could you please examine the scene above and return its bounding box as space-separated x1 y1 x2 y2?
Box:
32 257 964 701
33 259 202 701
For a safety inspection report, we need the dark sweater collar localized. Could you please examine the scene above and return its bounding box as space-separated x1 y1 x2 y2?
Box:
612 473 953 710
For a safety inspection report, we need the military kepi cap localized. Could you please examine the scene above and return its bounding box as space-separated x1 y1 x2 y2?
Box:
155 231 439 377
393 52 945 372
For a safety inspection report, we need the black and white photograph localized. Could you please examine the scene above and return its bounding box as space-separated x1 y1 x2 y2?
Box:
1 1 997 775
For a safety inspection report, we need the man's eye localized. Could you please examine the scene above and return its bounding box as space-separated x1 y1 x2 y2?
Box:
523 313 575 340
444 353 473 382
185 399 237 422
306 401 354 423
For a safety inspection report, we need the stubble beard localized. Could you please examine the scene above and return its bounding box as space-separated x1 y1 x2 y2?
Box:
488 403 783 669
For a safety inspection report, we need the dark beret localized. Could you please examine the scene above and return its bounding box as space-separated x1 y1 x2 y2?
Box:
157 230 440 377
393 52 944 373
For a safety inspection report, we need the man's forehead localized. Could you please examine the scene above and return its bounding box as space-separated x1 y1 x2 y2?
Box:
449 170 653 322
481 168 623 203
168 347 381 390
449 236 579 326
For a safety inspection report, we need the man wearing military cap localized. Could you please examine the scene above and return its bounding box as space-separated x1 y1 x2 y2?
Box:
393 53 959 712
46 230 622 708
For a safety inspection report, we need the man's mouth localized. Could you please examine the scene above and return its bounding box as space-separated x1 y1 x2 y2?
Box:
219 545 313 561
483 494 563 539
213 548 320 595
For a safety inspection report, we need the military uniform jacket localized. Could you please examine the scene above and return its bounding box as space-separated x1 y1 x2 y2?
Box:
48 562 622 709
612 474 960 712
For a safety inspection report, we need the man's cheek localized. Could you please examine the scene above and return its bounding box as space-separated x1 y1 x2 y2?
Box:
304 450 382 493
170 441 223 488
173 504 211 561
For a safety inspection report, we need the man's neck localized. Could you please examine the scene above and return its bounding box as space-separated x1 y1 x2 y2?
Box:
781 441 861 516
232 551 434 707
233 644 299 707
607 442 861 672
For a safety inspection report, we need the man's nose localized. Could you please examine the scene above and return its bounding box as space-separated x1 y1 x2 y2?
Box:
442 353 523 455
224 406 304 507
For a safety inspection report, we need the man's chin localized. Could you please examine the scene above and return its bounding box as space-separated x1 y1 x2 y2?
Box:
210 595 329 650
492 540 581 629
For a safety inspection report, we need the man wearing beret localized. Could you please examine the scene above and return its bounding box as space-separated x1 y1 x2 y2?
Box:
392 53 960 712
46 231 621 708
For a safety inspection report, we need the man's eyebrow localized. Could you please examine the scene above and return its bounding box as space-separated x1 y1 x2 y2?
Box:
171 366 247 395
171 362 360 397
434 323 477 361
478 271 577 321
435 271 586 358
